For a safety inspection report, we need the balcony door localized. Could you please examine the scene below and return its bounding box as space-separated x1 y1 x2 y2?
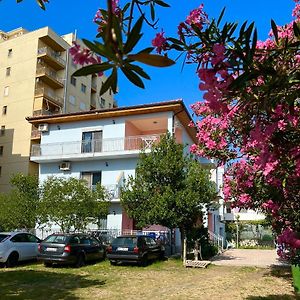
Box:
82 130 102 153
81 171 102 190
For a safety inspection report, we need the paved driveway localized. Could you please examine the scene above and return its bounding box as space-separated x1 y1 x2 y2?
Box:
211 249 288 268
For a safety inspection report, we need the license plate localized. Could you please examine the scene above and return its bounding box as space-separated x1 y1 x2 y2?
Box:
117 247 128 251
46 247 57 252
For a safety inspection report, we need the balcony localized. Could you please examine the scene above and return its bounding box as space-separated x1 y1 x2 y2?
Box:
32 109 61 117
36 66 64 89
35 85 63 107
37 47 65 70
102 184 121 200
30 134 161 162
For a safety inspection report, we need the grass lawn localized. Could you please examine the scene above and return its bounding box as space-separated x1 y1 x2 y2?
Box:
0 259 297 300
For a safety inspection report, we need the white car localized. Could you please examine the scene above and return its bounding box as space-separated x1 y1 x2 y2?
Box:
0 232 41 267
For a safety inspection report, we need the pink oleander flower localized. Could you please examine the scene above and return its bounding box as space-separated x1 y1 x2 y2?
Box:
186 4 208 30
152 30 167 54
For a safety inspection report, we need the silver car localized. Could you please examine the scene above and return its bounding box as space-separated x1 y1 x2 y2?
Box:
0 232 41 267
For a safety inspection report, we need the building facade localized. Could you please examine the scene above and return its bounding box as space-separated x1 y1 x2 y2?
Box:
0 27 115 192
27 100 223 240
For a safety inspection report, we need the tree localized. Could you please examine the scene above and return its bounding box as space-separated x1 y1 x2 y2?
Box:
0 174 39 231
121 133 216 253
40 176 109 232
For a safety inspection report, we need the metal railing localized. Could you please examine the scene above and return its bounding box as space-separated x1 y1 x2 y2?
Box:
32 109 61 117
37 47 65 66
35 86 63 104
31 134 161 157
36 66 64 85
208 230 224 252
102 184 121 199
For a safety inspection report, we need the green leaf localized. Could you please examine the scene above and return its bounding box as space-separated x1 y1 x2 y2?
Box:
73 63 113 77
293 22 300 39
37 0 46 10
123 2 131 13
137 47 154 54
216 7 226 27
82 39 102 55
271 19 279 43
127 64 151 80
127 53 175 67
121 67 145 89
100 68 117 95
112 14 123 51
155 0 170 7
94 41 116 60
124 16 144 54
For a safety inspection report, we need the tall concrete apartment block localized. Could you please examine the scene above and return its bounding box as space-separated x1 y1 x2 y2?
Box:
0 26 116 192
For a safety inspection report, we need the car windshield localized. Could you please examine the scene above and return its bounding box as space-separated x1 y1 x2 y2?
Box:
43 235 68 244
112 237 137 247
0 234 10 242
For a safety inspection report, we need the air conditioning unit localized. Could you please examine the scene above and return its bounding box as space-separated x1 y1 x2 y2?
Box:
59 162 71 171
38 123 49 132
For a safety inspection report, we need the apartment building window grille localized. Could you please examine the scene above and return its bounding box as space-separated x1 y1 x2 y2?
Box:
0 146 3 156
81 171 102 190
4 86 9 96
108 103 112 109
70 76 76 86
81 84 86 93
0 126 5 136
6 67 11 76
100 98 105 108
8 49 12 57
2 106 7 115
69 95 76 105
82 130 102 153
0 166 2 177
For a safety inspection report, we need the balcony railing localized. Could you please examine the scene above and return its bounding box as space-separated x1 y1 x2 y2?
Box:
37 47 65 66
32 109 61 117
102 184 121 199
31 135 161 157
35 86 63 105
36 66 64 86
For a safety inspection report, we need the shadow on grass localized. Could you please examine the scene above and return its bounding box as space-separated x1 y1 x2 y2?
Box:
0 269 106 299
246 295 298 300
268 265 292 281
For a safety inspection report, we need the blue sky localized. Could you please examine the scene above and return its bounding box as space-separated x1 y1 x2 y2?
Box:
0 0 296 109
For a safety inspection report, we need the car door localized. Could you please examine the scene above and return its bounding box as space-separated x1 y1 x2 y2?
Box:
10 233 31 261
89 237 104 260
146 237 161 259
25 234 40 259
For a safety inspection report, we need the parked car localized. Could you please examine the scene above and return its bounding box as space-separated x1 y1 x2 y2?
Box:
0 231 41 267
107 235 165 266
38 233 105 267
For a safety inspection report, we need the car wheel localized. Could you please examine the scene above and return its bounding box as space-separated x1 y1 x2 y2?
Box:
44 262 53 268
75 253 85 268
110 260 117 266
6 252 19 268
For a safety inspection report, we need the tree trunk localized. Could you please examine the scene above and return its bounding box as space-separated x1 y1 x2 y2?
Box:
180 228 187 264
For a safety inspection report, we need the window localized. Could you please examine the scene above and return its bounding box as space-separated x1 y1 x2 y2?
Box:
81 171 102 190
2 106 7 115
82 130 102 153
0 166 2 176
0 146 3 156
70 76 76 86
81 84 87 93
100 98 105 108
8 49 12 57
69 95 76 105
79 102 86 111
0 126 5 136
108 103 112 109
4 86 9 97
6 67 11 76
